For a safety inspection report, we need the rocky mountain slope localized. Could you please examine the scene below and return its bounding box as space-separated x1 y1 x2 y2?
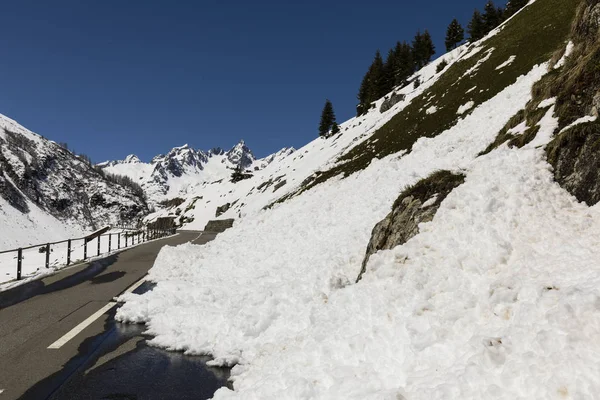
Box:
97 141 295 207
0 114 148 250
117 0 600 398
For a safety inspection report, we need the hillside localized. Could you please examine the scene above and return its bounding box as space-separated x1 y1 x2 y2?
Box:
0 114 148 250
116 0 600 398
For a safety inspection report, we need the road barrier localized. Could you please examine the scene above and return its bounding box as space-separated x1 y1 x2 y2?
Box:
0 228 177 281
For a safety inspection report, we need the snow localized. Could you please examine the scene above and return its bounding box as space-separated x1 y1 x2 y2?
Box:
554 41 575 69
559 115 597 133
426 106 438 115
538 97 557 108
115 63 575 399
462 48 495 78
457 101 475 115
495 55 516 70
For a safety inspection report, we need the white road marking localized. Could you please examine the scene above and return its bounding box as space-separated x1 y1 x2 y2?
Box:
123 278 146 295
48 302 117 349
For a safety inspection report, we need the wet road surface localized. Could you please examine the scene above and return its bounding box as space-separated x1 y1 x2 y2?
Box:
0 231 226 399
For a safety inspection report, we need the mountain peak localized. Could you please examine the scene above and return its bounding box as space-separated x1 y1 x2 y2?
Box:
124 154 141 164
226 140 255 169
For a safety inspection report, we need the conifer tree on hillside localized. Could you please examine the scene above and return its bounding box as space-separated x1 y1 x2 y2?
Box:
412 31 435 70
504 0 528 17
319 99 337 137
445 19 465 51
331 122 340 135
370 50 386 100
356 51 386 116
395 41 415 86
483 1 503 34
468 9 485 41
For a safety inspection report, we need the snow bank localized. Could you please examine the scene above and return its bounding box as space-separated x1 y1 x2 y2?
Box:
114 63 574 398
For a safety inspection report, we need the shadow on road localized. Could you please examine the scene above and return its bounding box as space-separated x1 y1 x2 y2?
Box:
0 255 119 309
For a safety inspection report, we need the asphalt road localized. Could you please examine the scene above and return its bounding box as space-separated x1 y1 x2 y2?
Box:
0 231 225 400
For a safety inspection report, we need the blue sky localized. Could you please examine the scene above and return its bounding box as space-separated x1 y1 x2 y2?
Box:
0 0 487 161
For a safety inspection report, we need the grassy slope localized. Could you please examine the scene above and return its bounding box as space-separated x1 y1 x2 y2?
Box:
282 0 579 201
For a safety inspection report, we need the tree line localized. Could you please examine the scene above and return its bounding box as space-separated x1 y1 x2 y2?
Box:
318 0 529 136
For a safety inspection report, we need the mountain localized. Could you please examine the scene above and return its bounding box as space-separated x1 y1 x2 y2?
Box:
117 0 600 398
98 141 299 227
0 114 149 250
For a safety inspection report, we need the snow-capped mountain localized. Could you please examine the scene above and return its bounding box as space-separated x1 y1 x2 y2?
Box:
97 140 296 213
0 114 148 250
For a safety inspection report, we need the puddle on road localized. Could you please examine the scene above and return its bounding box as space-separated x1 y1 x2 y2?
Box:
19 283 231 400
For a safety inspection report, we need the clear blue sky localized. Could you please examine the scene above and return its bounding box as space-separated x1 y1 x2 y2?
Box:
0 0 487 161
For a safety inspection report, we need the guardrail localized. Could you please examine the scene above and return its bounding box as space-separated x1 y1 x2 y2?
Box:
0 228 177 281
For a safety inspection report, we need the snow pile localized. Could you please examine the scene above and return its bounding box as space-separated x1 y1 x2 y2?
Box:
457 101 475 115
113 61 592 398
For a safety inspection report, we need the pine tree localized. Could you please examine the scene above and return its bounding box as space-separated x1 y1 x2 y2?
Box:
422 31 436 64
445 19 465 51
412 31 425 70
319 99 336 137
483 1 502 34
395 41 415 86
383 48 398 95
356 51 386 115
504 0 527 18
331 122 340 135
412 31 435 70
370 50 386 99
468 10 485 41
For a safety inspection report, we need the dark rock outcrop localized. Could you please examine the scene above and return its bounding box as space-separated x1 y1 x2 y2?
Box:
215 202 231 217
380 92 406 113
543 1 600 206
204 219 234 233
547 122 600 205
357 171 465 281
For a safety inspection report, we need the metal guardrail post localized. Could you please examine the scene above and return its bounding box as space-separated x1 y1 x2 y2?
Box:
17 248 22 280
125 234 128 248
67 239 72 265
109 234 112 252
84 240 87 260
143 231 146 242
97 236 101 256
118 233 121 249
45 243 50 269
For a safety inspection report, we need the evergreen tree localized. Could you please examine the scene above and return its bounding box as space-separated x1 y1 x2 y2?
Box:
383 48 398 95
356 51 386 115
483 1 502 33
412 31 425 69
422 30 436 64
318 99 336 137
413 31 435 70
370 50 386 99
468 10 485 41
504 0 528 18
331 122 340 135
445 19 465 51
395 41 415 86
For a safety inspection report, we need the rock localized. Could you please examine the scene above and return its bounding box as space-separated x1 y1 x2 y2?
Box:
547 122 600 206
216 202 231 217
204 219 234 233
380 92 406 113
273 180 287 192
357 171 465 281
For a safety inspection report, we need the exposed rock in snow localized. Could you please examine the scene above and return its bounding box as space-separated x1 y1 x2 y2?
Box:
357 171 465 281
